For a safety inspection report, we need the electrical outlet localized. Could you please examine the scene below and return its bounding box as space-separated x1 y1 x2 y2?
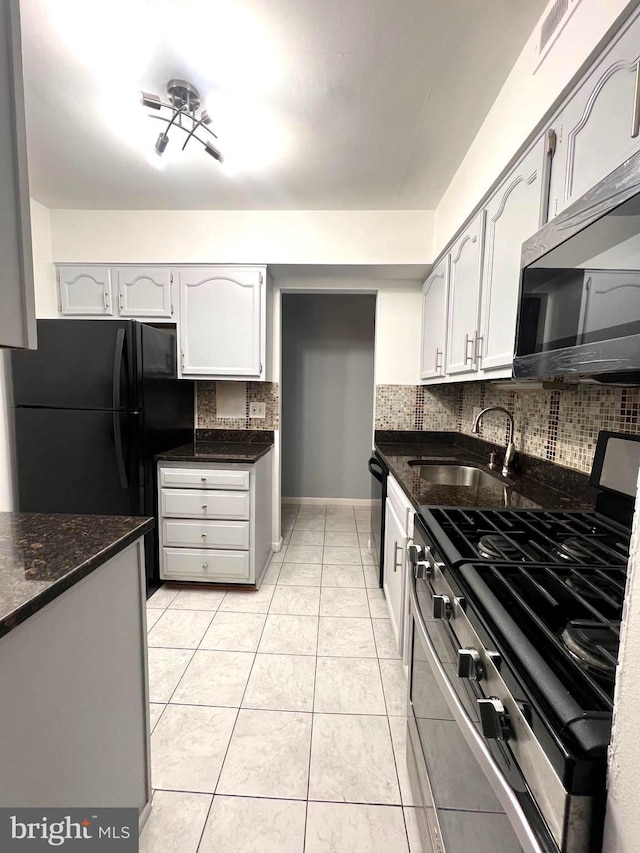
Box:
249 402 266 418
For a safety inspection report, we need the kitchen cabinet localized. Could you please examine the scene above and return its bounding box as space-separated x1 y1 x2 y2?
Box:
158 451 272 584
115 267 174 318
383 473 414 662
446 211 485 376
0 0 36 349
549 12 640 217
479 134 551 373
178 265 266 379
57 266 113 316
420 256 450 381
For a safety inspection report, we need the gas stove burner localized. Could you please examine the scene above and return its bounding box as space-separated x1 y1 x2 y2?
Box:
477 534 522 560
557 537 597 562
560 620 619 678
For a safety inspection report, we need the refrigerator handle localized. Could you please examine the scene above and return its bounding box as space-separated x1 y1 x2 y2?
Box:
112 328 126 410
113 411 129 490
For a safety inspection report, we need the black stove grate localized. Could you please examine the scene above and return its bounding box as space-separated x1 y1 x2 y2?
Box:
462 560 626 710
425 508 630 566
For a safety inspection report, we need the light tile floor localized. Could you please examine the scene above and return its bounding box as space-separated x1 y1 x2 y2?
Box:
140 503 429 853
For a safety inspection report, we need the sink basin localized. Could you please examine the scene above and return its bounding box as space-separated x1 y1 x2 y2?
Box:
408 463 510 488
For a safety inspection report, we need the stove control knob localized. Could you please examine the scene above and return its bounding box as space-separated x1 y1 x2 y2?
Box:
407 543 424 565
433 594 452 620
415 561 433 580
478 697 511 741
457 648 484 681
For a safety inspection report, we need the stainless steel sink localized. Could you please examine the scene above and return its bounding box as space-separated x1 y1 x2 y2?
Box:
408 463 510 488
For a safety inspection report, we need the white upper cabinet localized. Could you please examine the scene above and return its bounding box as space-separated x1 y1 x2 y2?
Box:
549 13 640 216
446 211 485 376
115 267 173 318
479 135 550 373
58 266 113 316
178 266 266 380
0 0 36 349
420 256 449 381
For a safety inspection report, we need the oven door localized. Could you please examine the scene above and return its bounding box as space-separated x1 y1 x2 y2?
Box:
407 570 553 853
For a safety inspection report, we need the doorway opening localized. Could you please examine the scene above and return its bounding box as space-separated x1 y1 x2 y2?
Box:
281 293 376 502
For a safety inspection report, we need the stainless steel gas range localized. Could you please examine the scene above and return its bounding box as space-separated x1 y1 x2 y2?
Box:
405 431 639 853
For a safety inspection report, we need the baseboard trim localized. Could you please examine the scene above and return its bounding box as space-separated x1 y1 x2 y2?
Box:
271 536 284 552
282 497 374 507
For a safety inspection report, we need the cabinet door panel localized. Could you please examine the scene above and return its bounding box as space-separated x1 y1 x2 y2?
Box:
179 266 264 378
58 266 112 316
551 16 640 216
383 499 404 651
420 256 449 380
116 267 173 317
446 211 484 376
480 137 548 372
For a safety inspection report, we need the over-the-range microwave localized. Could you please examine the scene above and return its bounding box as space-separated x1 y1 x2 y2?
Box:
514 151 640 383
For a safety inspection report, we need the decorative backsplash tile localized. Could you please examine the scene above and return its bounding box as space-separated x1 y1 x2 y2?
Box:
376 382 640 475
197 382 279 430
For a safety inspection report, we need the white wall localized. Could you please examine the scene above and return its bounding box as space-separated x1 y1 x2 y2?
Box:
50 209 434 265
603 475 640 852
434 0 636 254
0 200 54 510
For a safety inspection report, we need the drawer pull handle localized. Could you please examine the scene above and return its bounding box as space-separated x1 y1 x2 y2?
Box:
202 563 208 569
202 505 208 510
201 533 207 539
200 477 207 482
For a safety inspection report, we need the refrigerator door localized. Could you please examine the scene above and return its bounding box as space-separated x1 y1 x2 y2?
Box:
11 319 137 411
14 407 143 515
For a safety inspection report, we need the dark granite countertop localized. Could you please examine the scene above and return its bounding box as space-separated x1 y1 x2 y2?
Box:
156 441 274 464
375 432 593 512
0 513 153 639
157 430 275 464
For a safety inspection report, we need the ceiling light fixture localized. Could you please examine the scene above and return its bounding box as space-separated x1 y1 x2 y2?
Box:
140 79 223 163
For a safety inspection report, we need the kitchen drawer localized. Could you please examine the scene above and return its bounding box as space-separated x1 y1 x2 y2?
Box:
159 466 250 491
161 488 251 520
162 547 251 582
387 472 412 529
162 518 250 549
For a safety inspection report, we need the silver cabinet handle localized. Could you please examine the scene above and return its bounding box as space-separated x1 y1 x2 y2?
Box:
464 333 474 364
202 504 208 510
118 289 124 311
200 477 207 482
393 542 402 572
435 347 443 373
201 532 207 539
103 290 109 311
201 562 208 570
633 61 640 138
473 332 483 366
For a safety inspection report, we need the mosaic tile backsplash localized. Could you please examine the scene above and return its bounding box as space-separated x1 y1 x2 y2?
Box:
197 382 279 430
375 383 640 475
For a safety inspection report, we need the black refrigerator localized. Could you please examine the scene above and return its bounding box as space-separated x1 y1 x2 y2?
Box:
11 319 194 588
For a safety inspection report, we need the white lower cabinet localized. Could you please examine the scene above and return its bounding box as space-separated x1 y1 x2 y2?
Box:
383 473 414 662
158 450 273 585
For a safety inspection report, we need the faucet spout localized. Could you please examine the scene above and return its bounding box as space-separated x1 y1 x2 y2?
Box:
471 406 516 477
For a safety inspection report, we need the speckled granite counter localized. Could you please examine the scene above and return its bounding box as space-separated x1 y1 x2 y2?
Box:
0 513 153 639
157 429 274 464
375 432 594 512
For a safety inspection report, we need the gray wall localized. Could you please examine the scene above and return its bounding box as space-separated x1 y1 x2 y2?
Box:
281 293 376 499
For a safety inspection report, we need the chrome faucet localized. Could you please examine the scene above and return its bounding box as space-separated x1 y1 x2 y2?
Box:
471 406 516 478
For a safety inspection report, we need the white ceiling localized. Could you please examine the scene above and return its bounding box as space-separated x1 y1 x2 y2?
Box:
21 0 548 211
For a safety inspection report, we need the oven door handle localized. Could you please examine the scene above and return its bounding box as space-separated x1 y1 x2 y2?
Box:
408 575 546 853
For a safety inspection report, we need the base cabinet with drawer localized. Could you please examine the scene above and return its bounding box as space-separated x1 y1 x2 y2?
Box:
157 451 273 585
383 472 414 663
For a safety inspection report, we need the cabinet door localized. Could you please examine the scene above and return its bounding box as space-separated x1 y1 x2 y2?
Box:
179 266 265 378
116 268 173 318
0 0 35 348
420 256 449 380
383 498 405 652
480 136 549 372
58 266 113 316
550 15 640 216
446 211 485 376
